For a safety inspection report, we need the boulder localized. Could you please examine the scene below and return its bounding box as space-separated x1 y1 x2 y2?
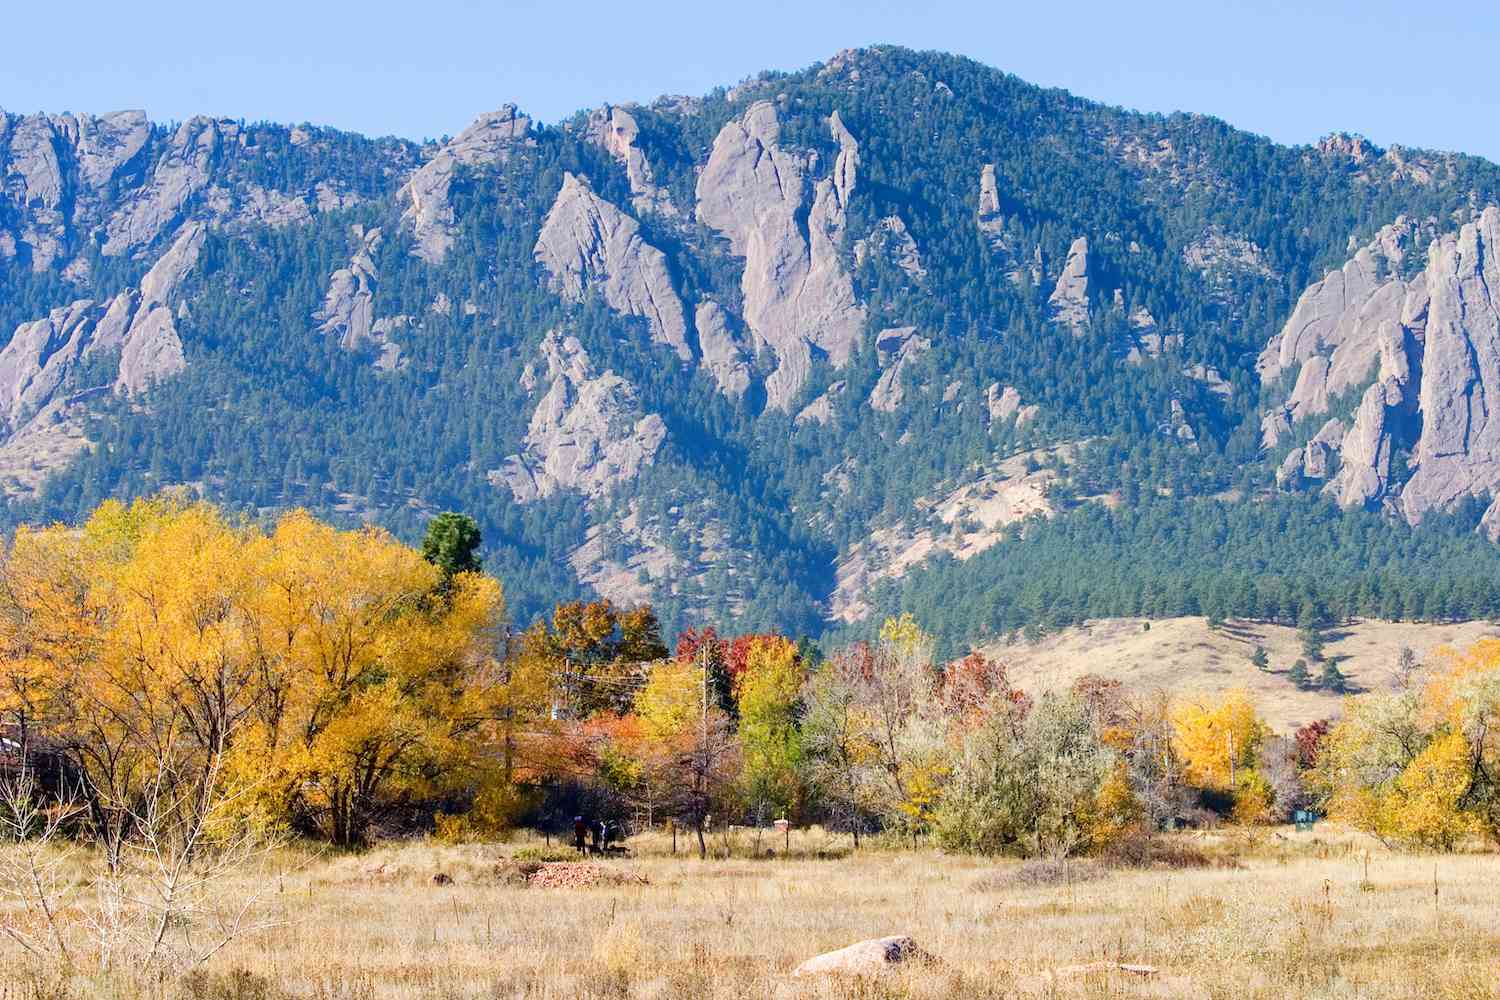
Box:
792 936 932 978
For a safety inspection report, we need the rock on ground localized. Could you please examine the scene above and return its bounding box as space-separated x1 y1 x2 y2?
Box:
792 936 933 977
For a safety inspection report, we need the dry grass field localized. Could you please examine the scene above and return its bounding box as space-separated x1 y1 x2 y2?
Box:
985 617 1500 732
5 825 1500 999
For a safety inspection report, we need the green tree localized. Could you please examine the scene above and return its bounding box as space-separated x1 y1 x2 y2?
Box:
1289 659 1311 690
1250 645 1269 671
1299 626 1325 663
422 512 483 579
735 637 807 827
1319 659 1348 693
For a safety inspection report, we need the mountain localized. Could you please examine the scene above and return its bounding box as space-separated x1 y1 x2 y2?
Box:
5 46 1500 649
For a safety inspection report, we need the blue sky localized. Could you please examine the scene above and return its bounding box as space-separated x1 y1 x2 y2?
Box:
5 0 1499 161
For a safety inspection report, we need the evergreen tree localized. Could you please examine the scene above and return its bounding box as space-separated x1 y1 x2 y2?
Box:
1319 659 1348 693
1250 645 1269 671
1299 627 1326 663
422 512 484 579
1289 659 1311 690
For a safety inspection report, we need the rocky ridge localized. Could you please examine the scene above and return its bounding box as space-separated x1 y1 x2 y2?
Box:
1264 208 1500 530
0 109 380 273
695 102 866 411
534 172 692 361
0 223 203 492
585 106 675 217
493 330 667 503
400 105 531 262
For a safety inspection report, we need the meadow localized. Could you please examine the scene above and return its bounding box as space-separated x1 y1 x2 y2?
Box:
4 825 1499 1000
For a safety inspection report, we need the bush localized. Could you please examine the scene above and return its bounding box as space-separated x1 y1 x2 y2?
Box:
176 970 292 1000
492 859 546 886
974 858 1109 889
1095 832 1237 871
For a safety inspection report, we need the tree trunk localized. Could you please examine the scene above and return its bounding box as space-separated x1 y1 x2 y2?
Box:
696 819 706 860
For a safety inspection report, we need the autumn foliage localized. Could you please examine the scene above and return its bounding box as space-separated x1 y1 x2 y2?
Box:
0 497 506 846
8 495 1497 858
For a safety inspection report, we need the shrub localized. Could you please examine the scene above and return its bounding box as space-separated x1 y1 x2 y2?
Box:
1094 831 1235 871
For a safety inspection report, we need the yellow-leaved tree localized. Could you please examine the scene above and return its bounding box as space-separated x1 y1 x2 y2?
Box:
1319 640 1500 849
735 636 806 825
632 654 737 858
230 510 503 845
1170 689 1266 791
0 498 507 848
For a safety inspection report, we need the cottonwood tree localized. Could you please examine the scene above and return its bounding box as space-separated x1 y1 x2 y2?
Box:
525 600 667 718
735 637 805 828
1170 689 1266 792
0 498 507 848
632 652 738 858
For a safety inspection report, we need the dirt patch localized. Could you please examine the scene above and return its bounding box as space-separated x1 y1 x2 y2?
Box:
523 862 649 889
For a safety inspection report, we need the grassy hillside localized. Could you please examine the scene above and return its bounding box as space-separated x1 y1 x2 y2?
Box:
985 616 1500 731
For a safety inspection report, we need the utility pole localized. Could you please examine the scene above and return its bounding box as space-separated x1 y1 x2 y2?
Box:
699 643 711 860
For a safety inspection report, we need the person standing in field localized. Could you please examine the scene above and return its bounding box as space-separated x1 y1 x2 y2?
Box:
573 816 588 855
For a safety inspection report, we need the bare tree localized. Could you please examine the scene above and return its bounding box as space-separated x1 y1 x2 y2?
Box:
0 762 84 969
0 739 287 979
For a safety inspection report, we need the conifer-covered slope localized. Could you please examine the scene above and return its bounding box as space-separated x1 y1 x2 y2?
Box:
5 46 1500 645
